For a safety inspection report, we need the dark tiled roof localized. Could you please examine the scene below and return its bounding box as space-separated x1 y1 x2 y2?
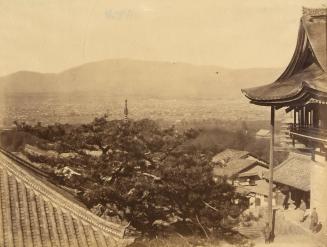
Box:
242 8 327 106
238 165 268 178
266 153 312 191
0 151 132 247
213 159 257 177
236 179 272 196
211 149 249 164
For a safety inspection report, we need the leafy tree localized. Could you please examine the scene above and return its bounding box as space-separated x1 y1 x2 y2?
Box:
75 120 247 236
12 116 248 237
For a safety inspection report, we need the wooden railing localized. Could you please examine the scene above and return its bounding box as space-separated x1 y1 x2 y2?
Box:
289 124 327 144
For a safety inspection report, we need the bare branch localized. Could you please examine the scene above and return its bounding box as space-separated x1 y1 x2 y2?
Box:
196 214 209 239
138 172 161 181
202 200 219 212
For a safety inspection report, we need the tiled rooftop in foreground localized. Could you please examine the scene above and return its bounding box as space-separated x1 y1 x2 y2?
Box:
0 150 131 247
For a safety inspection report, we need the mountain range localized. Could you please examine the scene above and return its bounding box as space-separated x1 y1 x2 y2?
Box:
0 59 282 99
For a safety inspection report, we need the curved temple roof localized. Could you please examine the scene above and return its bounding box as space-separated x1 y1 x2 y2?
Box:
0 150 132 247
242 7 327 106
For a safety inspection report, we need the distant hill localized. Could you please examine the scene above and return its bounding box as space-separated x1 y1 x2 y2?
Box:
0 59 282 99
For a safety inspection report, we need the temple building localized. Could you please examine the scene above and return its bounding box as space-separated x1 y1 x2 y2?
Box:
0 148 131 246
242 7 327 234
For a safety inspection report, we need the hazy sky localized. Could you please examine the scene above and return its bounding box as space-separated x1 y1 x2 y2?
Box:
0 0 325 76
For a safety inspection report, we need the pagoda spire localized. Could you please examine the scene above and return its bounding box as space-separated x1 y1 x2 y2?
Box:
124 99 128 122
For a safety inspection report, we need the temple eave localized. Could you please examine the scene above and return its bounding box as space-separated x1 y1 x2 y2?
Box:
243 86 327 107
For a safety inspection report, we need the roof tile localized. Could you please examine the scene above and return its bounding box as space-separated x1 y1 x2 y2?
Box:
0 151 132 247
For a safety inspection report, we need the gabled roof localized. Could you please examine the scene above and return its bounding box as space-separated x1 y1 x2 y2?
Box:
238 165 268 178
245 155 269 167
213 158 257 177
265 153 312 191
256 129 271 137
0 151 131 247
236 179 272 196
242 7 327 106
211 149 249 164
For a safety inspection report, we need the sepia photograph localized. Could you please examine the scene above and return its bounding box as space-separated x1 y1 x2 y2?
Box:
0 1 327 246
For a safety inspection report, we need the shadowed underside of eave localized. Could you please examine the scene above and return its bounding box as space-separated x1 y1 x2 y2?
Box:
0 152 131 247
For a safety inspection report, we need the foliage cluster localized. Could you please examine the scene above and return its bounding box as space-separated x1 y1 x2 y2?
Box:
11 116 248 236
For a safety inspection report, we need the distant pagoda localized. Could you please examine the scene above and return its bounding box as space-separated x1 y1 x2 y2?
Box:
124 99 129 122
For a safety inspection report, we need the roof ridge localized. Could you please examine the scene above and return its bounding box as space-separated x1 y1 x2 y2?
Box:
303 7 327 17
0 152 126 238
274 153 312 170
301 17 327 73
242 9 327 106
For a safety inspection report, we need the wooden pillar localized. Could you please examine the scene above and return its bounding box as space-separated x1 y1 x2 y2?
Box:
301 107 305 127
313 106 319 128
303 107 306 127
311 147 316 161
310 109 314 127
292 110 296 146
305 107 309 126
293 110 296 127
269 106 275 235
312 107 316 127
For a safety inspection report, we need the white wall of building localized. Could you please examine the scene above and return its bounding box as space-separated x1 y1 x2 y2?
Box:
311 154 327 232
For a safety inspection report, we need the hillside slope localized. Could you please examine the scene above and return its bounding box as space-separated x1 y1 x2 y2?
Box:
0 59 282 98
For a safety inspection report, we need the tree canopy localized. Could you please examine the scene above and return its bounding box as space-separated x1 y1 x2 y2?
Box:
12 116 249 236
